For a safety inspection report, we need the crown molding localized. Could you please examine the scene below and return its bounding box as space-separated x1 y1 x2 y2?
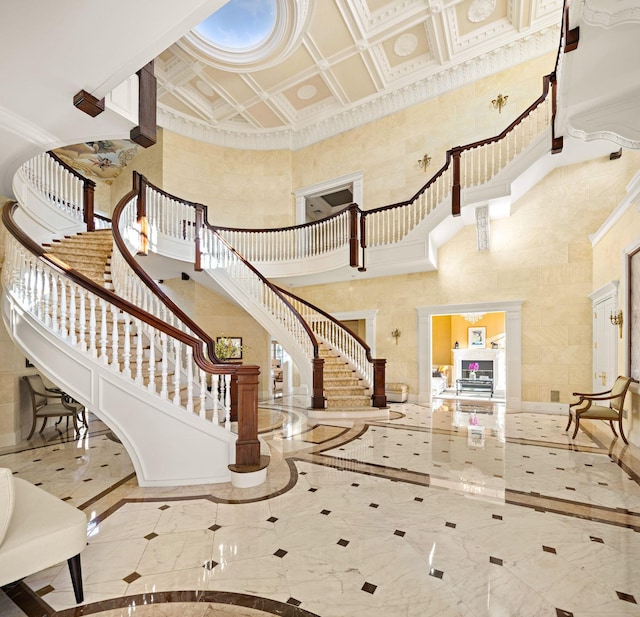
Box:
158 25 560 151
582 0 640 27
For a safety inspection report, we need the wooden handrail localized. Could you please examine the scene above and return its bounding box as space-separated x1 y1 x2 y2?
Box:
275 284 374 363
3 201 234 375
132 173 330 406
112 175 227 365
211 201 355 235
5 199 264 470
275 284 387 408
135 174 321 359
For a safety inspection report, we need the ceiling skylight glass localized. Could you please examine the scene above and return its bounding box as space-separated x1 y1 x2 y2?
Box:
194 0 277 51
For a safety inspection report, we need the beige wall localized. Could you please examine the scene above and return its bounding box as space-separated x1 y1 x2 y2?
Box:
0 197 41 446
160 131 294 229
291 54 556 211
3 53 640 445
591 162 640 444
296 151 640 404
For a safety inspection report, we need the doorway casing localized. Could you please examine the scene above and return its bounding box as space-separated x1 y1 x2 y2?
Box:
417 301 523 410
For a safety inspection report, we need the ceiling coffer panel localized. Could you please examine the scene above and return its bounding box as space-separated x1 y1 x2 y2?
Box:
381 23 431 69
282 75 334 111
454 0 510 38
155 1 564 148
246 101 285 128
330 55 378 102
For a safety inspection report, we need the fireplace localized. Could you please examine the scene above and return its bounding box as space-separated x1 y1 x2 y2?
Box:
453 348 504 391
461 359 493 380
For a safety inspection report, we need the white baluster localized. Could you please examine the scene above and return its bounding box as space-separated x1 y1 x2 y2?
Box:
186 347 194 413
88 295 97 357
212 374 219 424
147 328 156 392
199 368 207 419
51 274 59 333
160 332 169 399
134 319 144 385
78 289 87 352
99 299 108 363
173 340 181 405
69 285 77 346
224 374 231 430
122 315 131 378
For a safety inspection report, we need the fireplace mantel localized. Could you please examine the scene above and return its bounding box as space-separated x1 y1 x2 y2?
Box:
453 348 505 390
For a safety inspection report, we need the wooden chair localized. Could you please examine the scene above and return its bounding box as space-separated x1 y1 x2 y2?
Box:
22 375 85 439
567 376 635 443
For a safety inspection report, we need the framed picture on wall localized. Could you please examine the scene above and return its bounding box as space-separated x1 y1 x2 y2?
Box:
468 327 486 349
216 337 243 360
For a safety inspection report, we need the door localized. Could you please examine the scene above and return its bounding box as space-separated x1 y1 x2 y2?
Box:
592 296 617 392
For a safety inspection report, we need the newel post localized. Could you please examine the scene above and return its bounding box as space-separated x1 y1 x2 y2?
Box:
311 357 326 409
83 178 96 231
358 212 367 272
451 148 462 217
230 365 262 467
194 205 203 271
348 204 359 268
550 73 563 154
134 173 149 256
372 358 387 408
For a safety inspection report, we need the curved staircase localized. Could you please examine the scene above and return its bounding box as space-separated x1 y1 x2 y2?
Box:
44 229 114 288
320 343 371 409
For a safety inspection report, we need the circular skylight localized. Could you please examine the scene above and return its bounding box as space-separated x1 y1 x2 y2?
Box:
194 0 277 51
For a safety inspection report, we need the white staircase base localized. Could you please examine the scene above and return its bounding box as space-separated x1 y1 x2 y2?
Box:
2 290 237 487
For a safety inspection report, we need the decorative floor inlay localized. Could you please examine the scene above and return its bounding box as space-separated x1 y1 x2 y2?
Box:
1 399 640 617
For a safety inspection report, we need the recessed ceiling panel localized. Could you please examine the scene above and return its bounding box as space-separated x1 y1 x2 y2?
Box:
251 45 316 92
331 55 377 101
282 75 333 110
202 66 257 102
246 101 284 128
365 0 394 12
158 91 207 119
381 23 430 68
455 0 509 38
308 0 355 58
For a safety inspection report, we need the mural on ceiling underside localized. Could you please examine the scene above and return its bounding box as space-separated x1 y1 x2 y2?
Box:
52 140 140 184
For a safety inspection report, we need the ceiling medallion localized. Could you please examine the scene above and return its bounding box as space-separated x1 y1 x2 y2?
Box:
297 85 317 100
468 0 497 23
394 33 418 57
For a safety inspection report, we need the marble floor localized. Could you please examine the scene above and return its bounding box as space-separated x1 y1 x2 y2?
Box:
1 396 640 617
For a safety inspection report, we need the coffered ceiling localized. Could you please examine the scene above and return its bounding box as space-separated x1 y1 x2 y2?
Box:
156 0 563 150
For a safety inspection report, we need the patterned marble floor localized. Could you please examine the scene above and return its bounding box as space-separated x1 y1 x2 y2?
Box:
1 396 640 617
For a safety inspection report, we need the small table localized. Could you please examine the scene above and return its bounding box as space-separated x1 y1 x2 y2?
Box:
456 378 493 397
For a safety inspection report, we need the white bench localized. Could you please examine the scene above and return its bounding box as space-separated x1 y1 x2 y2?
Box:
385 382 408 403
0 468 87 603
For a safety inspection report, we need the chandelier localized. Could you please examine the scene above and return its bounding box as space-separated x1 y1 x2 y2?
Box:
462 313 485 324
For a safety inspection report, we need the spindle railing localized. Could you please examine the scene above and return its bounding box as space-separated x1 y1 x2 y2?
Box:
124 174 329 409
20 151 98 230
276 285 386 407
216 205 357 265
2 201 263 470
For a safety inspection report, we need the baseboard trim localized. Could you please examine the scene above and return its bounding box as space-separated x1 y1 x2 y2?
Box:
520 402 569 415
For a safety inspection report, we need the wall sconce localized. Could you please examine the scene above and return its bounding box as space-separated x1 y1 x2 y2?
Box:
417 154 431 171
610 310 623 338
491 94 508 113
391 328 401 345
